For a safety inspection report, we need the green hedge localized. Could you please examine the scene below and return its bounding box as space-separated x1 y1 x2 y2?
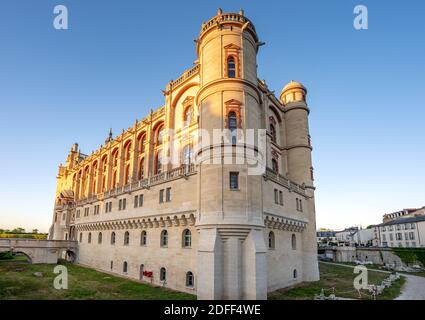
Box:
0 233 47 239
392 248 425 266
0 252 14 260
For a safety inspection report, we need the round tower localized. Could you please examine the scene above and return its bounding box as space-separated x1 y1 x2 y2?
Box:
280 81 320 282
195 9 267 300
280 81 313 188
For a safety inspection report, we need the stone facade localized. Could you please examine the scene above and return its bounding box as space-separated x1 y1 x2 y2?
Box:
49 9 319 300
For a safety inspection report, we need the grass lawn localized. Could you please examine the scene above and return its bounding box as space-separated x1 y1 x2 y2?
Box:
0 259 195 300
268 262 405 300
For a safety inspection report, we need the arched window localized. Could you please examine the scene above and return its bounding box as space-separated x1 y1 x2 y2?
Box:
79 232 83 243
292 234 297 250
186 271 194 287
140 231 147 246
123 261 128 273
154 150 163 175
156 125 164 146
183 106 193 125
125 142 132 161
160 230 168 247
182 229 191 248
112 149 119 167
272 159 279 173
98 232 102 244
227 56 236 78
124 164 130 185
111 232 116 245
293 269 297 279
124 231 130 246
182 145 193 166
268 231 275 249
228 112 237 145
138 133 146 153
88 232 92 244
160 267 167 282
270 124 276 143
138 158 145 180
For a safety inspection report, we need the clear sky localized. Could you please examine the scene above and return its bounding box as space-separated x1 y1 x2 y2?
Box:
0 0 424 233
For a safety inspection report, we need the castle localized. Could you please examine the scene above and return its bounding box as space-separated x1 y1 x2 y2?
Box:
49 9 319 300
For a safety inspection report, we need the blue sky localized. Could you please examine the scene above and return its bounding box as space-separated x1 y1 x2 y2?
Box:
0 0 424 232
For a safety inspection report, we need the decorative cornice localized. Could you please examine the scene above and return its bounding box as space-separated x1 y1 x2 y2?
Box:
263 213 308 232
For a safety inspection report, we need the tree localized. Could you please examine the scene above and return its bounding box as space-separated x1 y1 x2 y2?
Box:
32 229 38 234
11 227 25 233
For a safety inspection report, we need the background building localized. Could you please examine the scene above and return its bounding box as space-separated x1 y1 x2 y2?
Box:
374 207 425 248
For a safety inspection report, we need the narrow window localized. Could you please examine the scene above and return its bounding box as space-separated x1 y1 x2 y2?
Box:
139 194 144 207
122 198 126 210
160 267 167 282
228 112 237 145
88 232 92 244
119 199 122 211
123 261 128 273
230 172 239 190
134 195 139 208
141 231 147 246
274 189 279 204
227 56 236 78
293 269 297 279
268 231 275 249
111 232 116 245
270 124 276 143
79 232 83 243
186 271 194 287
155 150 163 175
110 261 113 270
161 230 168 247
124 231 130 246
272 158 279 173
138 157 144 180
292 234 297 250
166 187 171 202
159 189 164 203
279 191 283 206
98 232 102 244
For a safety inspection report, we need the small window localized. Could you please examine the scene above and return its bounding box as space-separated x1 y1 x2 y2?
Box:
268 231 275 249
274 189 279 204
272 158 279 173
160 230 168 247
292 234 297 250
134 195 139 208
270 124 276 143
230 172 239 190
159 189 164 203
122 198 126 210
155 150 163 174
119 199 122 211
110 261 113 270
111 232 116 245
98 232 102 244
88 232 92 244
227 56 236 78
186 271 194 288
279 191 283 206
166 187 171 202
160 267 167 282
123 261 128 273
293 269 297 279
79 232 83 243
183 229 191 248
228 112 237 145
139 194 144 207
124 231 130 246
141 231 147 246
